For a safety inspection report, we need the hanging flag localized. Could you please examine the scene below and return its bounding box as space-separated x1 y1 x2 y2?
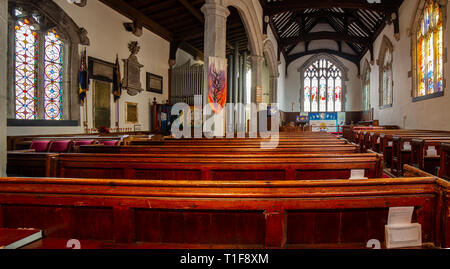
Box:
79 49 88 104
113 54 122 102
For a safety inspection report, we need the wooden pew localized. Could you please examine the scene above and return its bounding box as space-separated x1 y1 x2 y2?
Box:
391 134 450 176
79 144 359 154
410 138 450 175
46 153 384 180
377 130 450 168
7 152 57 177
0 176 447 249
440 143 450 180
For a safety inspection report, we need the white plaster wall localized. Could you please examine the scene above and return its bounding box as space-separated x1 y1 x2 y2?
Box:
360 0 450 130
7 0 179 136
284 55 362 112
175 49 203 67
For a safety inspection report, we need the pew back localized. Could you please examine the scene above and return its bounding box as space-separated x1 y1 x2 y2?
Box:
0 176 445 249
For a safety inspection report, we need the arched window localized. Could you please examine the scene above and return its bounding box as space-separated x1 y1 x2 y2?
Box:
413 0 445 100
362 60 371 111
301 58 344 113
7 0 89 125
378 36 393 109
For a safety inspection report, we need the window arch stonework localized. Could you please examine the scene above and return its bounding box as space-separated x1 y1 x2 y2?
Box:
298 53 349 113
7 0 89 126
377 36 394 109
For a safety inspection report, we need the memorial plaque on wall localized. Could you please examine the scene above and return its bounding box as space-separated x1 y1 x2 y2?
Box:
146 73 163 94
94 81 111 128
122 41 144 96
126 102 138 124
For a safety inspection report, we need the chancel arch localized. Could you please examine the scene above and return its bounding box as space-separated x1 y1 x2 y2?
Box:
298 53 349 113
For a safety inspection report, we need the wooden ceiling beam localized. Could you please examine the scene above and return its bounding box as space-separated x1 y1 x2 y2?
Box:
99 0 174 41
265 0 403 16
287 49 360 67
280 31 370 48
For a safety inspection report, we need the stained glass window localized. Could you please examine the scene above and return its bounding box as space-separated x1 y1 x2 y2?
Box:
379 41 393 108
12 9 66 121
44 30 64 120
14 19 38 119
415 0 444 98
303 59 343 112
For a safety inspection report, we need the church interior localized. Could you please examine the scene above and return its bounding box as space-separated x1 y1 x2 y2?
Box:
0 0 450 250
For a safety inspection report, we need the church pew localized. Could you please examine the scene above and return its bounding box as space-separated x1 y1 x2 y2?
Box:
46 153 384 180
79 144 359 154
410 138 450 175
379 131 450 168
440 143 450 181
8 144 360 178
0 176 447 249
391 135 450 176
7 152 58 178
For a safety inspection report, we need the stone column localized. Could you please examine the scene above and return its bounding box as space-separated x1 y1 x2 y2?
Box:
270 76 278 104
0 0 7 176
201 1 230 105
201 0 229 137
251 55 264 104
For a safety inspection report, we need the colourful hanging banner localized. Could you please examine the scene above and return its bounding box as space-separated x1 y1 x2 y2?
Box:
208 56 227 114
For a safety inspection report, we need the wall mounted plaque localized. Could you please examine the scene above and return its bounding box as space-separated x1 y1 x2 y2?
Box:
146 72 163 94
122 41 144 96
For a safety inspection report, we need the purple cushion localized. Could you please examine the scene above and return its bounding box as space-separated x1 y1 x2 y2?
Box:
102 140 119 146
74 140 95 146
30 141 51 152
48 140 72 153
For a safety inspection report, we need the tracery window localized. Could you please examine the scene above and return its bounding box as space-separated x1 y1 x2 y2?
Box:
12 8 65 120
414 0 444 99
7 0 89 126
378 36 393 108
302 59 342 113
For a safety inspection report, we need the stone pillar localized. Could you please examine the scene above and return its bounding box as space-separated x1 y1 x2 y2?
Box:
241 52 247 104
233 42 239 105
227 54 232 103
0 0 7 176
270 76 277 104
201 1 230 105
251 55 264 104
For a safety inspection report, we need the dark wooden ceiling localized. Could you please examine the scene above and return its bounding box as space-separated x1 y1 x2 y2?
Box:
100 0 404 69
100 0 249 58
260 0 404 70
